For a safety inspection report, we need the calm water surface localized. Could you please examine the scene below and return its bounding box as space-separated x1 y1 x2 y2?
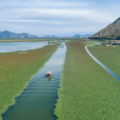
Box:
2 43 67 120
0 41 48 53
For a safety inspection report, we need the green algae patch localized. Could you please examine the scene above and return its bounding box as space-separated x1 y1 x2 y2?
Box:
0 44 59 119
88 45 120 78
55 41 120 120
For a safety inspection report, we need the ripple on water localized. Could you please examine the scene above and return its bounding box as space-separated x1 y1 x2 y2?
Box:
2 43 66 120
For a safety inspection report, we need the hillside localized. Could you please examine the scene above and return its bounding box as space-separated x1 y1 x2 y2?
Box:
89 17 120 39
41 35 58 38
71 34 91 38
0 30 91 39
0 30 39 39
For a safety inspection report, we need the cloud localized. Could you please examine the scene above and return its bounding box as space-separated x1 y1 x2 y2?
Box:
0 0 120 36
0 0 118 24
0 7 116 24
0 0 91 8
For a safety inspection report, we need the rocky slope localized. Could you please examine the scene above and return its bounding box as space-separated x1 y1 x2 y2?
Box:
89 17 120 39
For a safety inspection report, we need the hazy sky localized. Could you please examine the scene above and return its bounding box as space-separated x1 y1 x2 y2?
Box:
0 0 120 36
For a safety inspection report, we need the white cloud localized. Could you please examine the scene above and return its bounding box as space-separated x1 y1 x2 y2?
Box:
0 7 117 24
0 0 120 35
0 0 91 8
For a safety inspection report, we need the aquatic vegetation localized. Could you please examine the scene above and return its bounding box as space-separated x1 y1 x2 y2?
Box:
2 43 66 120
0 44 59 119
0 38 85 43
55 41 120 120
88 45 120 78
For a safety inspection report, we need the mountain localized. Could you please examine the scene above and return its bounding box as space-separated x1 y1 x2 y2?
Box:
0 30 39 39
0 30 91 39
71 34 91 38
40 35 58 39
71 34 84 38
89 17 120 39
84 34 91 38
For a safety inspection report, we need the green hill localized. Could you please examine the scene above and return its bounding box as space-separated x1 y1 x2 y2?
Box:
89 17 120 40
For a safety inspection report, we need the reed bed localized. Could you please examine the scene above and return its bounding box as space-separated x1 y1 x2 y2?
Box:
0 44 59 119
55 41 120 120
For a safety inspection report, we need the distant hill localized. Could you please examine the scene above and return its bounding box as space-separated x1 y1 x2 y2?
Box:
0 30 91 39
84 34 91 38
0 30 39 39
71 34 84 38
40 35 58 39
89 17 120 39
40 34 91 39
71 34 91 38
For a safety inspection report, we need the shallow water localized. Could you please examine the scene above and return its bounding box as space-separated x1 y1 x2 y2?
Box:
85 45 120 81
2 43 67 120
0 41 48 53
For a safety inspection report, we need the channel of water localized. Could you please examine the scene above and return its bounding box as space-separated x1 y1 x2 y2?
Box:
85 45 120 81
2 43 67 120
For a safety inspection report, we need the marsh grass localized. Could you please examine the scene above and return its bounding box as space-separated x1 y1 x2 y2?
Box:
55 41 120 120
0 39 59 42
88 45 120 78
0 44 59 119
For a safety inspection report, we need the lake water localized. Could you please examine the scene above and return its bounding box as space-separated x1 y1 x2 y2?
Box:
2 43 67 120
0 41 48 53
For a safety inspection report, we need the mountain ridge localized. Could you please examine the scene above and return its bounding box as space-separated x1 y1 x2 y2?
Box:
89 17 120 39
0 30 39 39
71 34 91 38
0 30 91 39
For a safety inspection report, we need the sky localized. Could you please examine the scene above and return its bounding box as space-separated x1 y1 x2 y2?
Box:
0 0 120 37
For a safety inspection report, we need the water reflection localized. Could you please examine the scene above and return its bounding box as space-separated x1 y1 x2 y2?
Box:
0 41 48 53
2 43 67 120
33 42 67 80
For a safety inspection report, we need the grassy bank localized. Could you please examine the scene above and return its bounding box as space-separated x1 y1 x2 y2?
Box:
0 39 60 42
0 44 59 119
55 41 120 120
0 38 85 43
88 45 120 78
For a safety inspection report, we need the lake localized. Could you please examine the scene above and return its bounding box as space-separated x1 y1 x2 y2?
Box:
0 41 48 53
